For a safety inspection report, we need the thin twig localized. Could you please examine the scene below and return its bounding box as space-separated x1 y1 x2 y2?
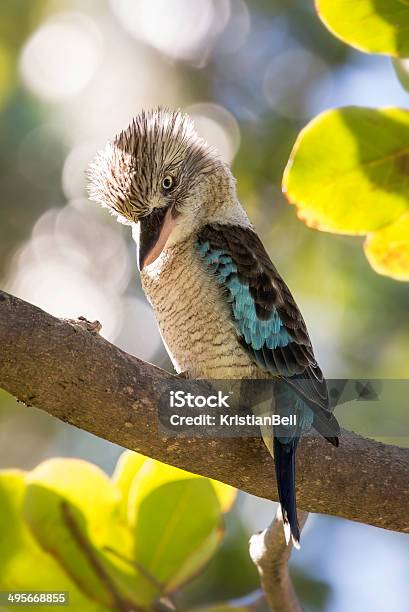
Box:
249 509 309 611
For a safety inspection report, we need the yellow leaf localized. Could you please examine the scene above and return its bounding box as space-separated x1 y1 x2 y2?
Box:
316 0 409 57
283 107 409 235
365 212 409 281
25 458 120 546
112 451 148 518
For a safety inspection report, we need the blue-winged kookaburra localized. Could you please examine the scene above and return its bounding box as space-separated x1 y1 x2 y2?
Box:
88 108 340 547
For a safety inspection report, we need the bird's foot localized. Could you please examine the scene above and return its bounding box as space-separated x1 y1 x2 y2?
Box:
176 371 189 379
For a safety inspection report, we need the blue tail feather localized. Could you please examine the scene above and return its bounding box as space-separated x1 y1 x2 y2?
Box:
273 436 300 546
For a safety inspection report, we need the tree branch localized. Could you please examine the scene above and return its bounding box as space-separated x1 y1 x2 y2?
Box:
250 509 308 611
0 290 408 534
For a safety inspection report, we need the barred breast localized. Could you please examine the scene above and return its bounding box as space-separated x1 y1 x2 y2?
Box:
141 238 262 379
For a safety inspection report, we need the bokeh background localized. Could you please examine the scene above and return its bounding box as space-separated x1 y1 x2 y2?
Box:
0 1 408 610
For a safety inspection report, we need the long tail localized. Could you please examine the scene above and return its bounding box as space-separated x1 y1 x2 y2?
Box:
273 436 300 548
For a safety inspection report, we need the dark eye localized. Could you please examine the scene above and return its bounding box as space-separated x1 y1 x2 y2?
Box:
162 175 174 191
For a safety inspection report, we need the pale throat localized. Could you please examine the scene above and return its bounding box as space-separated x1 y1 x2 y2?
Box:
141 248 172 281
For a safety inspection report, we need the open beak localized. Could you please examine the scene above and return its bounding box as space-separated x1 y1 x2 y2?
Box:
137 205 176 270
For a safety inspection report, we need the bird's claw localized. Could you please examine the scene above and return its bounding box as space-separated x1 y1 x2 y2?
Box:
176 371 189 379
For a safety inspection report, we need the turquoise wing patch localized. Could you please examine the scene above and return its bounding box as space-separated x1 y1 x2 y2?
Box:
197 240 292 355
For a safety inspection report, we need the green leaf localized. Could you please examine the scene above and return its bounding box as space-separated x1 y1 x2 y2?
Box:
364 211 409 280
112 450 148 519
316 0 409 57
166 529 221 592
0 470 66 587
129 461 224 590
393 58 409 92
283 107 409 235
114 454 236 592
208 479 237 514
3 455 234 609
0 470 109 612
123 455 237 519
23 458 154 609
25 458 121 545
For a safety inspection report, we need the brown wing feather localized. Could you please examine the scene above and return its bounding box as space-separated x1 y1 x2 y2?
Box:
198 223 339 440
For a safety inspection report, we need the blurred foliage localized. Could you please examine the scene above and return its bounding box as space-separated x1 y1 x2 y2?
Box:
0 451 245 611
0 0 45 106
283 107 409 280
316 0 409 57
0 0 57 276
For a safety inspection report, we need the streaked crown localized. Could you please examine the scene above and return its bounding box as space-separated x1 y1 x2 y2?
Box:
87 108 218 223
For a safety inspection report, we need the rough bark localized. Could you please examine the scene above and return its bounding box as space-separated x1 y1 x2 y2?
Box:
0 290 408 534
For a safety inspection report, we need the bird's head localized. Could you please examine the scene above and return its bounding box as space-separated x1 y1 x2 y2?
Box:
88 108 232 270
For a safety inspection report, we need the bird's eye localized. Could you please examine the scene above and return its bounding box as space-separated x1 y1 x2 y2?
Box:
162 175 174 191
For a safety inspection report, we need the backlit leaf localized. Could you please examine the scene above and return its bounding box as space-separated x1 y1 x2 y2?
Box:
129 461 223 589
0 470 108 612
23 458 154 608
364 211 409 280
316 0 409 57
283 107 409 235
112 450 148 519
